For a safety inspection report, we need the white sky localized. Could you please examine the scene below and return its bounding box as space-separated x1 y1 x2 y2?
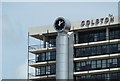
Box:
1 1 119 80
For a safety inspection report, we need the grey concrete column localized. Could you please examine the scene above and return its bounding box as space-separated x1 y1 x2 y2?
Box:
68 32 74 79
56 32 69 79
56 32 74 80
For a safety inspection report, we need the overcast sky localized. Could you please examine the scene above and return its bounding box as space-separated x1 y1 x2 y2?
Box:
1 1 119 79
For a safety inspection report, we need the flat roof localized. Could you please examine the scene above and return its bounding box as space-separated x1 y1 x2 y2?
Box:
29 16 120 39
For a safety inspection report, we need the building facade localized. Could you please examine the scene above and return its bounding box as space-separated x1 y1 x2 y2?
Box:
28 16 120 81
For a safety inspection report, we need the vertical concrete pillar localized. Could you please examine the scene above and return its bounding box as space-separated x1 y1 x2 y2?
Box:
56 32 69 79
56 32 73 80
68 32 74 79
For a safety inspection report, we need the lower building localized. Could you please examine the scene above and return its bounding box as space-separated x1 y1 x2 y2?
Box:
28 16 120 81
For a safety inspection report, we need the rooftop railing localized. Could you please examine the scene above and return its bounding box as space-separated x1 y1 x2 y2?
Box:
29 43 56 50
29 59 35 65
29 73 35 78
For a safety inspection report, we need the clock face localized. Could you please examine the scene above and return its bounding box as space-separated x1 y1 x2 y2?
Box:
54 18 65 31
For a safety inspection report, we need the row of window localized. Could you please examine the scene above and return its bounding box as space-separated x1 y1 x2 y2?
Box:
75 43 120 57
109 27 120 40
30 27 120 50
36 51 56 62
35 58 120 76
74 27 120 44
35 65 56 76
74 58 120 72
75 72 120 81
35 43 120 62
76 29 106 44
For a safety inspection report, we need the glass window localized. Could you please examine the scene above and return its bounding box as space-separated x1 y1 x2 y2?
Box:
81 76 86 79
118 58 120 67
36 54 39 62
75 48 81 57
109 27 120 40
48 36 56 47
75 72 120 80
97 60 101 68
108 44 112 53
77 29 106 44
89 33 94 42
41 53 45 61
51 65 56 74
87 47 91 55
107 59 112 68
102 59 107 68
94 33 99 42
85 47 88 56
86 61 90 65
81 62 86 66
75 58 119 71
92 61 96 69
74 43 120 58
35 65 56 76
46 66 50 74
46 52 50 61
76 62 80 71
99 32 106 41
104 73 110 80
91 75 96 79
96 74 102 79
118 44 120 52
91 47 96 55
110 72 117 79
78 32 88 43
101 73 105 79
51 51 56 60
112 44 118 53
86 75 91 79
113 58 117 64
101 45 107 54
96 46 101 55
40 66 46 75
36 53 46 62
35 68 39 76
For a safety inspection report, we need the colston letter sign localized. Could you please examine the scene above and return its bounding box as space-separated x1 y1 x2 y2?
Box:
81 16 114 27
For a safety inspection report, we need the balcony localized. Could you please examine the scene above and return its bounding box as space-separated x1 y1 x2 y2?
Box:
29 44 56 54
29 73 56 80
29 59 56 67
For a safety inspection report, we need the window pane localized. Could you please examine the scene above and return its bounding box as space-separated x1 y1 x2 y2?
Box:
102 59 106 68
92 61 96 69
113 58 117 65
97 60 101 68
76 62 80 71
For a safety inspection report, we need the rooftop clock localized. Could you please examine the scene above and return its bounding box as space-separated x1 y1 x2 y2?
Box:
54 17 71 32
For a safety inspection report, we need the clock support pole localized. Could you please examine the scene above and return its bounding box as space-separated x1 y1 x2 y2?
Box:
56 32 74 80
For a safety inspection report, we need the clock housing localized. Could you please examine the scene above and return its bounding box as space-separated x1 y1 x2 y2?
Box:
54 17 71 32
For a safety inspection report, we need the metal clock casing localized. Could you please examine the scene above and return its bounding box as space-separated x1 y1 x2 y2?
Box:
54 17 71 32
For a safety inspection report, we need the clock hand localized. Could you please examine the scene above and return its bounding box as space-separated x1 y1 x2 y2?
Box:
58 21 63 26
